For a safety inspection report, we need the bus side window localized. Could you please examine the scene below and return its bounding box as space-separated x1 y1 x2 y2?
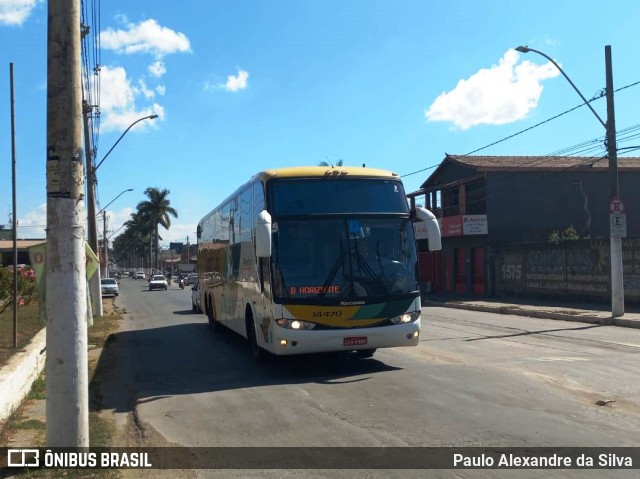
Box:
259 257 271 300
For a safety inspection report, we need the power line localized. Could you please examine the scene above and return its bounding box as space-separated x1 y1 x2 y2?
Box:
401 78 640 178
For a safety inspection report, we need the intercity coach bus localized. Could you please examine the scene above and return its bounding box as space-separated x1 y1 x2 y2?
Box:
196 166 441 360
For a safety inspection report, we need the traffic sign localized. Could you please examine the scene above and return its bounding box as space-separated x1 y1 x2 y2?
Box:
610 213 627 237
610 199 625 214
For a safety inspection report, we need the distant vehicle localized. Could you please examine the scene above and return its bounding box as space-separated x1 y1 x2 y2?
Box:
186 273 198 286
148 274 168 291
100 278 119 297
133 271 146 280
191 281 202 313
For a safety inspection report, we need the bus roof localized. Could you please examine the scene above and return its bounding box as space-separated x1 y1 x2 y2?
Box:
257 166 400 181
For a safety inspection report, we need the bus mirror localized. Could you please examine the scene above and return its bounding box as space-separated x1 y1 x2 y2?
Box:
256 210 272 257
415 207 442 251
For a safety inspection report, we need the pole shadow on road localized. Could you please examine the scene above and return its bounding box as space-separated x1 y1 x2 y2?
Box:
89 318 402 414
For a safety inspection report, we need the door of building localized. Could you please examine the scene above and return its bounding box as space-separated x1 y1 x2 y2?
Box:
455 248 466 293
472 247 485 295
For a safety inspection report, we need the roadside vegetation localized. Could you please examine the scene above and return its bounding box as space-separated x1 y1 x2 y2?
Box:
0 297 123 478
0 266 40 367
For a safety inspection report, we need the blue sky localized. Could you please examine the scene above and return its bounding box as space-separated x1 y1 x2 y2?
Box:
1 0 640 245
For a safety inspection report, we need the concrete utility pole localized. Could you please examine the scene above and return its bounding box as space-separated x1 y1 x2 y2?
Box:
515 44 624 318
82 100 102 316
102 211 109 277
605 45 624 317
46 0 89 447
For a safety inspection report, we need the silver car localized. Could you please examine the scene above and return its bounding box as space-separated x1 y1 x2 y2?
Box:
148 274 168 291
100 278 119 297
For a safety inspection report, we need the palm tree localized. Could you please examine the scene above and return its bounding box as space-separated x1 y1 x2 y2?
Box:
113 210 154 268
318 159 344 167
136 187 178 270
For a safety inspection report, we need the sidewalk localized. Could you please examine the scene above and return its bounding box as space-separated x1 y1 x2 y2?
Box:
422 296 640 329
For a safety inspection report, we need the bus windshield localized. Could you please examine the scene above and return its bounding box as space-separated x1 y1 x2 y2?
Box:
268 178 409 216
272 218 418 303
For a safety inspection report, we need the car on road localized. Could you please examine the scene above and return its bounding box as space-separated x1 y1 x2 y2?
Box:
148 274 168 291
186 273 198 286
100 278 119 297
133 271 146 280
191 281 202 313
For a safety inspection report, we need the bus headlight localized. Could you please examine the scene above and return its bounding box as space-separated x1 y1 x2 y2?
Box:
389 311 420 324
275 318 316 330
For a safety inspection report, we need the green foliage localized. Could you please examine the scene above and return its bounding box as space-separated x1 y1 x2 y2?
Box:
0 266 37 315
548 225 582 245
318 159 344 167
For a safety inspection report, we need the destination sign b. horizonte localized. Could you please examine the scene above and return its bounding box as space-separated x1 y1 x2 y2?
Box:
1 447 638 470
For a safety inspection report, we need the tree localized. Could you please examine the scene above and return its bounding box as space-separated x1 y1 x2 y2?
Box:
0 266 37 315
136 187 178 270
318 159 344 167
548 225 584 245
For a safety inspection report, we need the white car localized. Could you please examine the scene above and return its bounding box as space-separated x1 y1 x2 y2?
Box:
186 273 198 286
100 278 119 297
133 271 146 280
148 274 168 291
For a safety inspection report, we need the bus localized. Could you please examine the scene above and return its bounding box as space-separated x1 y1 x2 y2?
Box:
196 166 441 360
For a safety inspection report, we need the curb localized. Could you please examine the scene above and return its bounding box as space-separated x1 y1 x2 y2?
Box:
0 328 46 423
422 301 640 329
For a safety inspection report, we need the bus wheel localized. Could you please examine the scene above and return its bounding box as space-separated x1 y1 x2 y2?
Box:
206 298 218 333
247 316 268 362
356 348 376 358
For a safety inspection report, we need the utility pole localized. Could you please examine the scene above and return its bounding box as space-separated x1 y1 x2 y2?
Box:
82 99 102 316
605 45 624 317
10 63 18 349
102 211 109 277
46 0 89 447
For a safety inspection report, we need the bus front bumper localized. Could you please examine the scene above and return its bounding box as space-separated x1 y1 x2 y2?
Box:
271 320 421 355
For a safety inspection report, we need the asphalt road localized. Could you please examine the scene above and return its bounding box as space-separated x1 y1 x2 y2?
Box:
101 278 640 478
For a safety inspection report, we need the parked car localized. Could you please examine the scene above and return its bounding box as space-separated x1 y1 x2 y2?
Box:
186 273 198 286
100 278 119 297
148 274 168 291
191 281 202 313
133 271 146 280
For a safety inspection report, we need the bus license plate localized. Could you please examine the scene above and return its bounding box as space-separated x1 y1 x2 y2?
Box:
344 336 367 346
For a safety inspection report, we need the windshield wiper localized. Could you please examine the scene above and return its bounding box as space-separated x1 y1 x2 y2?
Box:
353 249 391 296
317 251 346 300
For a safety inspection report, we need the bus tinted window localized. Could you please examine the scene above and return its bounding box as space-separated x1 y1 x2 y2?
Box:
268 179 409 216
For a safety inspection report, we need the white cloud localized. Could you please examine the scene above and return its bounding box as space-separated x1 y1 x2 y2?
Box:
156 85 166 96
136 79 155 100
148 60 166 77
204 69 250 93
225 69 249 92
101 19 191 57
0 0 40 26
425 49 559 130
99 65 163 132
17 203 46 239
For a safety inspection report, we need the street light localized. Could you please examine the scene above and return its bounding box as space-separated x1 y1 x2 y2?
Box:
96 188 133 216
86 113 157 315
94 114 158 172
516 45 624 318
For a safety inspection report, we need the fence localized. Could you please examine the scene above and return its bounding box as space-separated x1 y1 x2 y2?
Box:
494 237 640 302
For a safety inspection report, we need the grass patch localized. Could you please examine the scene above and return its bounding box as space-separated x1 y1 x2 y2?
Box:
15 418 46 430
27 374 47 400
0 301 44 367
0 301 124 478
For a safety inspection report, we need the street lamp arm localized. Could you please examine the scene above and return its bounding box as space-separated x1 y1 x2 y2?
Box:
515 46 607 130
94 114 158 171
96 188 134 216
